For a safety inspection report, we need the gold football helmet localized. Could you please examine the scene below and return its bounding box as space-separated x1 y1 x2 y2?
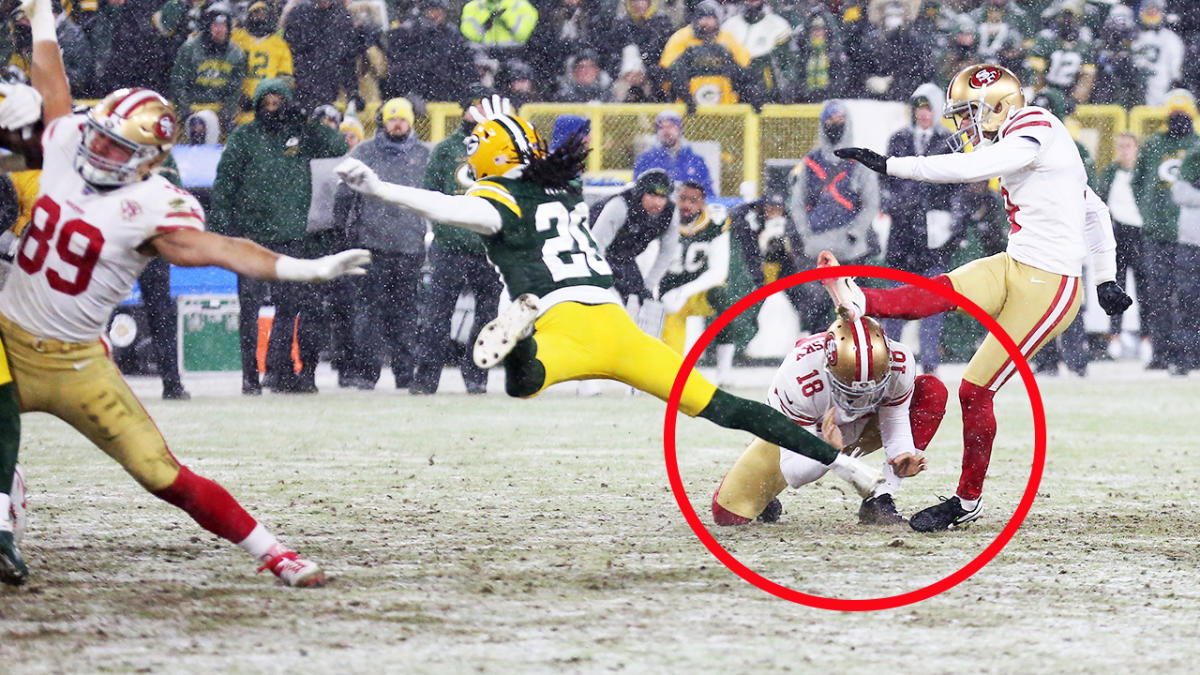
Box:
76 88 178 187
944 63 1025 152
823 315 892 415
464 95 545 181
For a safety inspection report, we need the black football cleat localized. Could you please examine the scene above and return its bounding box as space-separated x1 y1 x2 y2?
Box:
0 531 29 586
757 498 783 523
858 493 907 526
910 496 983 532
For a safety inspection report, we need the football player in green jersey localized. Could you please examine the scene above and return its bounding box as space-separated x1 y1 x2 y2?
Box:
335 96 881 502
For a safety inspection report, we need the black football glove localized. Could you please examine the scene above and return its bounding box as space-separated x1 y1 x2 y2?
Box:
1096 280 1132 316
833 147 889 175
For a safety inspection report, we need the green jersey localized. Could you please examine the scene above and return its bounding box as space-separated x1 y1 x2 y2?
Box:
659 205 731 296
1027 32 1095 92
467 176 617 304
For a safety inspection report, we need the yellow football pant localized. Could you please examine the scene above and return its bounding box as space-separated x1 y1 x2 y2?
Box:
947 253 1082 391
661 291 715 355
0 313 181 491
523 302 719 416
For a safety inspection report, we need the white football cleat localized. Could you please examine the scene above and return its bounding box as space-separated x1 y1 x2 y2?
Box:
816 250 866 321
474 293 539 369
829 453 885 499
258 547 326 587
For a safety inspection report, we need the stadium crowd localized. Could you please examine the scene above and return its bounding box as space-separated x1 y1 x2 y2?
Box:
1 0 1198 398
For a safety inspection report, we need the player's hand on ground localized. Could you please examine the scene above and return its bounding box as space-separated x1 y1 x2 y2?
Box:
275 249 371 282
821 408 844 450
0 82 42 130
888 452 927 478
335 158 383 197
833 147 889 175
1096 280 1132 316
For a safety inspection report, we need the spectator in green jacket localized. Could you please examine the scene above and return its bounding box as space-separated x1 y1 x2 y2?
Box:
460 0 539 50
410 90 503 395
1131 89 1198 371
210 78 348 395
170 2 246 136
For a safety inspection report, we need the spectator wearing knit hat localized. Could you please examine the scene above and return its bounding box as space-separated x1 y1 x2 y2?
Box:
333 97 431 390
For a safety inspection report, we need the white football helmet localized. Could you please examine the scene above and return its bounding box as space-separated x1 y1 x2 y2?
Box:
76 88 178 187
823 315 892 416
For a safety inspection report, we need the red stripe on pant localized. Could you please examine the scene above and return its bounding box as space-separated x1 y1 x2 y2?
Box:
863 276 958 320
153 466 258 543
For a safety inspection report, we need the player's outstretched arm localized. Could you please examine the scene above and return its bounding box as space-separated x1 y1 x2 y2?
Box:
335 157 502 235
150 229 370 282
22 0 71 123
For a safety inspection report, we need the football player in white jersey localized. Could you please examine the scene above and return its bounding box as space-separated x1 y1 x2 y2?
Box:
0 0 370 587
713 314 948 526
830 63 1131 532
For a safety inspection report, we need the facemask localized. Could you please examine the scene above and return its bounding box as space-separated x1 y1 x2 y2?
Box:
1167 113 1193 138
824 121 845 144
258 108 285 130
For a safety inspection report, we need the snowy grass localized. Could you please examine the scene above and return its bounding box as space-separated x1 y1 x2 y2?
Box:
2 361 1198 673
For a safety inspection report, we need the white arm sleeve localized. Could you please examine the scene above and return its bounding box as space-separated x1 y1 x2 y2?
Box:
1083 185 1118 284
590 197 629 254
1172 180 1200 208
877 396 917 461
369 182 503 235
645 208 681 296
886 137 1040 184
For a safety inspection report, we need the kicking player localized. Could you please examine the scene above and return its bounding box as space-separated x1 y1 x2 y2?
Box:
336 96 882 498
713 314 947 526
1 0 370 587
830 63 1131 531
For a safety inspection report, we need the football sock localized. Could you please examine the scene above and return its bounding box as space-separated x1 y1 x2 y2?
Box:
153 466 258 544
0 493 10 532
0 382 20 495
956 380 996 501
503 337 546 398
237 523 281 560
910 374 948 451
698 390 837 465
876 462 901 497
863 275 957 320
957 496 980 510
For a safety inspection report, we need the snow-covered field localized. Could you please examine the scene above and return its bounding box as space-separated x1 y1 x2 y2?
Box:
3 361 1198 673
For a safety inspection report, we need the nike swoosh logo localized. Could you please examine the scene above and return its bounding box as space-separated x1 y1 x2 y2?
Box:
1030 278 1046 284
73 359 93 370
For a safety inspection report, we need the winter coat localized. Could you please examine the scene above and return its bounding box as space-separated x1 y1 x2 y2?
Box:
210 79 349 243
334 132 431 255
788 109 880 262
170 35 247 131
283 0 360 110
381 18 475 104
423 127 487 255
1131 130 1198 242
882 123 957 272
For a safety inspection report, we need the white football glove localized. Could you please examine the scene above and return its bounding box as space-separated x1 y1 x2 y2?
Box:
0 83 42 131
275 249 372 282
335 157 384 197
468 94 514 124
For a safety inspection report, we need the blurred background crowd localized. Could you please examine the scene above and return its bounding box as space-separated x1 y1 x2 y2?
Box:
1 0 1197 399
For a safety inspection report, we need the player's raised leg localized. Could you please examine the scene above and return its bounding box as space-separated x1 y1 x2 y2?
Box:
474 294 540 369
817 249 960 321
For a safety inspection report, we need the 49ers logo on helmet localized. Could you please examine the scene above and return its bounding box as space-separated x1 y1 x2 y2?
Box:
969 66 1003 88
824 332 838 366
155 115 175 140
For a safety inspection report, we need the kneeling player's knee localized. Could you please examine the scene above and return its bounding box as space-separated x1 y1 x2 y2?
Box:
711 488 752 526
912 374 948 412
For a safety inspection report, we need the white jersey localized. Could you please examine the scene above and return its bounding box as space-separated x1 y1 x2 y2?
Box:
0 114 204 343
765 333 917 461
887 105 1117 279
